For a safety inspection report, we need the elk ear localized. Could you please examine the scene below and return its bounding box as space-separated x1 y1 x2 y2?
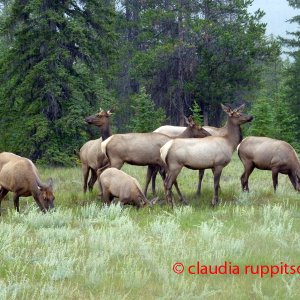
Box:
221 104 233 115
47 178 53 188
235 103 245 113
99 107 103 113
107 108 114 115
37 184 45 191
183 116 189 125
185 115 196 127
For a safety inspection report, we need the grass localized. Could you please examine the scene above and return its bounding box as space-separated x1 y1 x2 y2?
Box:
0 153 300 299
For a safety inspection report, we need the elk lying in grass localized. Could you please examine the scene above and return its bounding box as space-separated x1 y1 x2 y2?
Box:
161 104 253 207
0 152 55 213
153 123 228 195
80 109 113 193
238 137 300 192
101 117 210 202
98 168 151 208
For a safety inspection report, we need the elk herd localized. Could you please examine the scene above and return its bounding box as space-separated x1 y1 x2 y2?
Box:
0 104 299 214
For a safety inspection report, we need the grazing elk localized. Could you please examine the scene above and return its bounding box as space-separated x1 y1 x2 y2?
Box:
80 108 113 193
98 168 151 208
153 123 228 195
0 152 55 213
238 137 300 192
161 104 253 207
101 116 210 202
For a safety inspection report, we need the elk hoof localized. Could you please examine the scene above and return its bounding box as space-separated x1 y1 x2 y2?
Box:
181 197 189 205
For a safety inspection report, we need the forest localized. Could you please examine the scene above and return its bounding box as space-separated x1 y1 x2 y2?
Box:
0 0 299 166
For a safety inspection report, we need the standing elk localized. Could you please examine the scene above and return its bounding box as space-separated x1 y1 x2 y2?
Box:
98 168 151 208
0 152 55 214
101 116 210 203
160 104 253 207
153 123 228 195
238 137 300 192
79 108 113 194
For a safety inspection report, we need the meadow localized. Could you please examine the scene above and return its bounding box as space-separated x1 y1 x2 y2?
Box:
0 153 300 299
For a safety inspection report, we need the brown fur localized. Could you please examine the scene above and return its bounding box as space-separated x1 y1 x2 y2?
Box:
101 117 211 202
0 152 55 213
98 168 149 208
161 104 253 207
80 109 112 193
152 122 229 195
238 136 300 192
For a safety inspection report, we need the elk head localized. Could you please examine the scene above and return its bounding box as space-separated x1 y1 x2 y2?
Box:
184 116 211 138
37 178 55 211
221 104 253 125
85 108 113 127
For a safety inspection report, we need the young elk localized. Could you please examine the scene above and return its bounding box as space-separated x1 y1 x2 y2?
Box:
80 108 113 193
238 137 300 192
161 104 253 207
101 116 210 202
0 152 55 214
153 123 228 195
98 168 150 208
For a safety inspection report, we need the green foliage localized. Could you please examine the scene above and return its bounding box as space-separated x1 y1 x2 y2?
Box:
247 97 275 137
189 101 203 126
0 0 117 165
247 95 298 150
127 87 166 132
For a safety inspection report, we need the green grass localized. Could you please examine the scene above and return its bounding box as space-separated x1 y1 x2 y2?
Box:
1 153 300 299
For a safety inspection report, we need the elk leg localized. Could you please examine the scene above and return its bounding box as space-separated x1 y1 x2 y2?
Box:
288 172 297 190
144 165 156 196
212 166 223 206
272 169 279 192
88 169 98 192
102 192 113 205
109 159 124 170
151 166 161 195
0 188 9 215
13 194 20 213
197 169 205 195
173 180 188 205
164 168 182 208
241 162 254 192
82 164 90 193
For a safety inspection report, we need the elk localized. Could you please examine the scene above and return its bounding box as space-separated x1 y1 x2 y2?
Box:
98 168 150 208
238 137 300 192
79 108 113 193
101 116 210 202
0 152 55 214
152 123 228 195
161 104 253 207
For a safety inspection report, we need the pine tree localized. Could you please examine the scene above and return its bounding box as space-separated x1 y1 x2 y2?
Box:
280 0 300 144
247 97 275 137
0 0 117 165
127 87 166 132
189 101 203 126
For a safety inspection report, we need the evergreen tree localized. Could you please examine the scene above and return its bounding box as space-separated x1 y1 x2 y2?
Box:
127 87 166 132
123 0 276 126
0 0 116 165
280 0 300 143
247 97 275 137
189 101 203 126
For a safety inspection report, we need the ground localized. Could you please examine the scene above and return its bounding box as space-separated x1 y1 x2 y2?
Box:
0 153 300 299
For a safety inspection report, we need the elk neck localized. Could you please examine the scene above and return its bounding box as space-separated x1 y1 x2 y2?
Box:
100 122 112 141
225 119 243 151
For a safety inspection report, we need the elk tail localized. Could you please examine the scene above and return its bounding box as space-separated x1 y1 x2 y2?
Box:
160 140 174 166
101 136 113 159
